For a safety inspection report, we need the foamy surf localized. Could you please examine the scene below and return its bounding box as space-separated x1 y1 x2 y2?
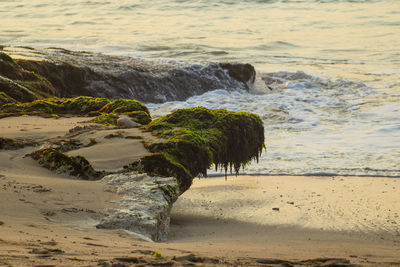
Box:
148 71 400 178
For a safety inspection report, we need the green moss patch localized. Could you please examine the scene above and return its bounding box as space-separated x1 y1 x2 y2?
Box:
94 99 152 126
140 107 265 193
58 96 110 114
134 153 192 188
25 98 60 113
100 99 149 114
0 96 152 126
90 113 120 126
0 92 17 106
0 98 62 115
30 147 103 180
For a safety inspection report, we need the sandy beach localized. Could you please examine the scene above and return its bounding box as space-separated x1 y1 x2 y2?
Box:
1 116 400 266
169 175 400 261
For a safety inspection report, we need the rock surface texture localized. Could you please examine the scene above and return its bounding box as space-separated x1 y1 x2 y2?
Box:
116 115 139 128
97 173 179 241
1 47 255 103
142 107 265 193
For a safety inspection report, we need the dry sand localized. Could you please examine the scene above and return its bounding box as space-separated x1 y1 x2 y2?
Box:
1 116 400 266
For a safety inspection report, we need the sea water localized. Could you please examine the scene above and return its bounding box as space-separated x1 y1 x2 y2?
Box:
1 0 399 177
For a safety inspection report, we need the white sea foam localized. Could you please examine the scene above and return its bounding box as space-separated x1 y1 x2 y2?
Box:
148 71 400 177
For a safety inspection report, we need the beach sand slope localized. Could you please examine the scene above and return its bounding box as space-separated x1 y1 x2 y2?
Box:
1 116 400 266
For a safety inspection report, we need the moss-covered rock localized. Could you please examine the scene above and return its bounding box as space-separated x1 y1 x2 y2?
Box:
0 98 61 115
30 147 103 180
0 52 55 102
0 52 89 103
0 96 151 126
0 92 17 106
100 99 150 114
15 59 87 97
0 137 38 150
140 107 265 193
0 52 29 80
90 113 120 126
136 153 192 187
125 110 152 125
91 111 151 126
0 75 41 103
24 98 60 113
59 96 110 114
92 99 152 126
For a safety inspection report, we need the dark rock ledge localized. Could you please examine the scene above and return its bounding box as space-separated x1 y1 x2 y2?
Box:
1 47 255 103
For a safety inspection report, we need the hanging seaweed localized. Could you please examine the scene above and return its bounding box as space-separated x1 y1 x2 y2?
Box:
141 107 265 193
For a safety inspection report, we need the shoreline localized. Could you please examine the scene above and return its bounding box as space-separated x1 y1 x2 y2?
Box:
1 116 399 265
208 172 400 179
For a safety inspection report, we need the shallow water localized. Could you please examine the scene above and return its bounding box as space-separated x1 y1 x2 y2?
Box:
1 0 399 176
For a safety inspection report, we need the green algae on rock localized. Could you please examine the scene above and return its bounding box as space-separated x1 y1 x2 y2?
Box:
140 107 265 193
30 147 103 180
96 99 152 125
136 153 192 190
0 96 108 115
0 51 92 101
99 99 149 114
59 96 110 115
0 137 38 150
15 58 88 97
90 113 120 126
0 98 63 117
0 92 17 106
123 110 152 125
0 96 151 125
0 52 55 102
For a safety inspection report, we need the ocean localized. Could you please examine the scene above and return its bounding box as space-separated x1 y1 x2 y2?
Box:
1 0 399 177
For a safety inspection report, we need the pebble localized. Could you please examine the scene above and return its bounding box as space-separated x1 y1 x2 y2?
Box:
117 116 138 128
272 208 280 211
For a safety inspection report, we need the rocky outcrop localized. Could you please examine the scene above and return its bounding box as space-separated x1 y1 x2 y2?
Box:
135 107 265 193
30 147 103 180
0 52 54 102
97 173 179 241
1 47 255 103
0 92 17 106
0 137 38 150
2 95 265 241
220 63 256 86
0 96 152 125
0 46 266 239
